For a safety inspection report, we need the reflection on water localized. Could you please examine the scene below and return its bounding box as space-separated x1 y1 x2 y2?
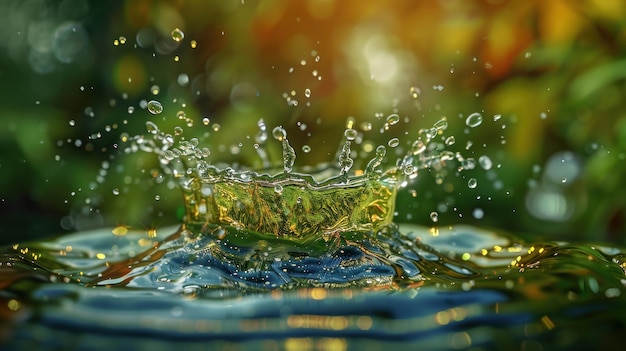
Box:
2 223 626 350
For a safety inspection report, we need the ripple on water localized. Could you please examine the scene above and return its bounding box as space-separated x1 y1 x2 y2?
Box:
2 224 626 349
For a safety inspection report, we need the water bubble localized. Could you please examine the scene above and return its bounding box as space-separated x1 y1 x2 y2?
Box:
388 138 400 148
302 145 311 153
171 28 185 42
344 128 358 141
445 136 456 146
478 155 493 170
465 113 483 128
173 126 184 136
202 117 210 126
304 88 311 98
468 178 478 189
430 211 439 223
147 100 163 115
386 114 400 126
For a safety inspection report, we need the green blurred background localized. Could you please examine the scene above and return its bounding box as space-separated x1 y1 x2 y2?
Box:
1 0 625 244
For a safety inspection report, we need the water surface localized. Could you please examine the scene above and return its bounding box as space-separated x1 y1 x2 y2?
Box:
2 223 625 350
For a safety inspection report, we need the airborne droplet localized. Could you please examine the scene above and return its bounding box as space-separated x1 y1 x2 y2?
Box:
272 126 286 141
465 113 483 128
388 138 400 148
344 128 358 141
147 100 163 115
430 211 439 223
468 178 478 189
409 86 421 99
478 155 493 170
171 28 185 42
386 114 400 126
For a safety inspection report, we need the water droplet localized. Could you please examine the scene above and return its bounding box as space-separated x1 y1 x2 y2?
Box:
202 117 210 126
174 126 183 136
176 111 186 120
190 40 197 49
304 88 311 98
433 117 448 131
462 158 476 170
302 145 311 153
274 184 283 194
272 126 286 141
146 121 159 135
445 136 456 146
212 124 221 132
360 122 372 131
388 138 400 148
493 114 502 121
465 113 483 128
386 114 400 126
430 211 439 223
338 141 354 176
177 74 189 86
472 208 484 219
112 188 120 196
147 100 163 115
468 178 478 189
478 155 493 170
171 28 184 42
150 85 160 95
409 86 421 99
411 139 426 155
344 128 358 141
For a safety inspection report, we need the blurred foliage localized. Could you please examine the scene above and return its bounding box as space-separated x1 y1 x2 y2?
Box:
1 0 626 244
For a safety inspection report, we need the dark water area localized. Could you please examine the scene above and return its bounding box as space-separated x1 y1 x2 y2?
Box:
2 224 626 350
